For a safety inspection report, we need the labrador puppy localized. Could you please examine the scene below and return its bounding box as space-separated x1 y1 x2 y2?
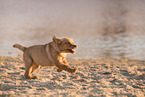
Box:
13 35 77 79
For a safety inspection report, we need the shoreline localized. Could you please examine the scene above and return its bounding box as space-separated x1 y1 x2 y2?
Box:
0 56 145 96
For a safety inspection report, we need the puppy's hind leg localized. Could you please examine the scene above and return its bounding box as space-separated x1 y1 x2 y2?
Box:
23 54 37 79
31 63 39 74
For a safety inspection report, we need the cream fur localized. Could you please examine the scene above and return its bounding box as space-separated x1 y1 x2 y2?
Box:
13 35 77 79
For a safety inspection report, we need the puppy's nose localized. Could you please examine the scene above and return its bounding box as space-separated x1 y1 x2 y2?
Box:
74 45 77 48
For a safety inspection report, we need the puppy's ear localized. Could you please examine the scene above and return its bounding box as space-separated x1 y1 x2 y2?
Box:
53 35 62 44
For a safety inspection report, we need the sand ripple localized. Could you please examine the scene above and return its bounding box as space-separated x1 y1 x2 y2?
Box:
0 57 145 96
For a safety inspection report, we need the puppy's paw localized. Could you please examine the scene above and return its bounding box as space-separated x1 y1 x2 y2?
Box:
25 75 38 79
71 67 78 74
57 69 63 72
31 76 38 79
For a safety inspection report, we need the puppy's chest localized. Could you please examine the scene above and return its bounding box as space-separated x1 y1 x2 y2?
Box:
59 53 67 61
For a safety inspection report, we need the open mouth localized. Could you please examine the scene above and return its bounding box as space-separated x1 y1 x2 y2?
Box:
67 49 75 53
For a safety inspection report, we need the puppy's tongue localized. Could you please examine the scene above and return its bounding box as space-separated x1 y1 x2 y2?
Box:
71 49 75 52
67 49 75 53
71 49 76 54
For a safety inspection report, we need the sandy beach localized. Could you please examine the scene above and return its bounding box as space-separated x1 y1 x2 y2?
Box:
0 56 144 97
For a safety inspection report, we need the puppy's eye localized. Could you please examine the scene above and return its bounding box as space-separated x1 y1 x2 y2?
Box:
67 42 71 45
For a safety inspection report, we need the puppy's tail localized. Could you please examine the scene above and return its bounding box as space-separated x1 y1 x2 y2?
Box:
13 43 27 52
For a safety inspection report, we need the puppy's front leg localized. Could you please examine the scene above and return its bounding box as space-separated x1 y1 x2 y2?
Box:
55 59 77 74
57 58 67 72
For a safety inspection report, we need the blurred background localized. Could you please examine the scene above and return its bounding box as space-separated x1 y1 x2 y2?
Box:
0 0 145 59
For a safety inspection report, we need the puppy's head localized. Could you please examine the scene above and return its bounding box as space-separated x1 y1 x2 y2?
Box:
53 35 77 54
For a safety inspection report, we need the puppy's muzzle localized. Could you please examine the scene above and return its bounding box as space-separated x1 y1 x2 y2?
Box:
70 44 77 54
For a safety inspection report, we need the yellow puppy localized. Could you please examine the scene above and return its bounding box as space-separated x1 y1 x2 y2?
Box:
13 35 77 79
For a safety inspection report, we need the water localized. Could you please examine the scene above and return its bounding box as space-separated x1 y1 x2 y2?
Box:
1 0 145 59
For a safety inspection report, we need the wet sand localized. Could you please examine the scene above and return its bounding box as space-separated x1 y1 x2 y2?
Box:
0 56 144 96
